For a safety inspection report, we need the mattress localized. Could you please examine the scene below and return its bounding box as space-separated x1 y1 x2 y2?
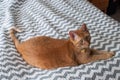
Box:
0 0 120 80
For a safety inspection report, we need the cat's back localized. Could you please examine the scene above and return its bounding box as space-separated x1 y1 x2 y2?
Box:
22 36 68 48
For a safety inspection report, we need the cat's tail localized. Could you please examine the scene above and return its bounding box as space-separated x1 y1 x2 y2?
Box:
9 27 22 47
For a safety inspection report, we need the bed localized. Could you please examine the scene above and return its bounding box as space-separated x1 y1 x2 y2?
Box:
0 0 120 80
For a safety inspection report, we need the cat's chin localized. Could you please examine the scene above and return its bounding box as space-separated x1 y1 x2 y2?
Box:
80 47 88 50
80 48 90 53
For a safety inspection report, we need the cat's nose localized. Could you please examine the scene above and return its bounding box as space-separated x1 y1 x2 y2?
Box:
83 41 89 46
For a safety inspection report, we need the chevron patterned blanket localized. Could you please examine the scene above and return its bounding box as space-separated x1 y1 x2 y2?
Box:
0 0 120 80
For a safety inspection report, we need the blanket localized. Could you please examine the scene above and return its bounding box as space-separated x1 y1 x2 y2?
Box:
0 0 120 80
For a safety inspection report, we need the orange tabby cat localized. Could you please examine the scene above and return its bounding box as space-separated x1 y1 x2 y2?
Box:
10 24 114 69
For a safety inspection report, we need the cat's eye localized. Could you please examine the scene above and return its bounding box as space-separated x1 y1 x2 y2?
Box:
80 39 83 44
86 36 91 40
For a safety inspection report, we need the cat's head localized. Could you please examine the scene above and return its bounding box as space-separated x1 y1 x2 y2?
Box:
69 24 91 51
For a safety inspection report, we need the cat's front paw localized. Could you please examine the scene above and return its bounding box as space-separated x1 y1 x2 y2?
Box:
107 51 115 58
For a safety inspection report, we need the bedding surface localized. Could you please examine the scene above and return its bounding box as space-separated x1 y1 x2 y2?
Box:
0 0 120 80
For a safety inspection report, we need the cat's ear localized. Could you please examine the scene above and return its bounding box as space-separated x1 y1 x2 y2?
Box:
80 24 89 32
69 31 79 41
